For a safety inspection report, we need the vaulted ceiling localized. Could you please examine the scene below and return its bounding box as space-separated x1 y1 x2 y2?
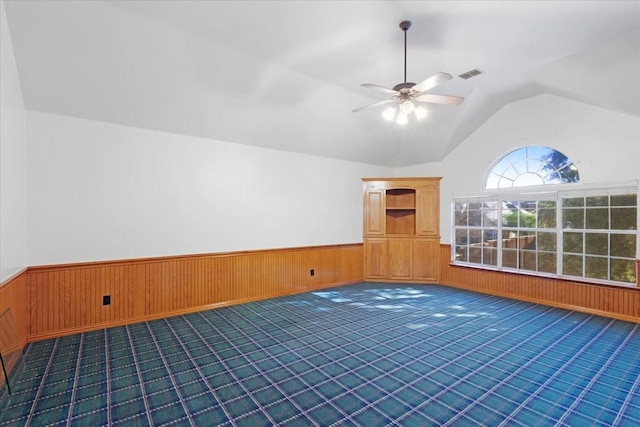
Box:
4 0 640 167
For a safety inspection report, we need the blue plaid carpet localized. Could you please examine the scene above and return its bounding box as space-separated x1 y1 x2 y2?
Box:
1 282 639 426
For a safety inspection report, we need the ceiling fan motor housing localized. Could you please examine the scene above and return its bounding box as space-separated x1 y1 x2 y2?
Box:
392 82 417 92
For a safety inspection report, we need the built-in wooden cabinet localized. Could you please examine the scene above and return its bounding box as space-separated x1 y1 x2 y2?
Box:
362 177 441 283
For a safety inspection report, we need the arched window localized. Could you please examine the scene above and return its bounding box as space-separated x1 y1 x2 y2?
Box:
485 146 579 189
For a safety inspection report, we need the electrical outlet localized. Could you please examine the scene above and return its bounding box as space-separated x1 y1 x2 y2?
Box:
310 269 315 276
103 295 111 306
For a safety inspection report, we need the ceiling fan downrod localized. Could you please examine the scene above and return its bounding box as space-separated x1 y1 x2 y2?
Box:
400 20 411 84
393 21 415 92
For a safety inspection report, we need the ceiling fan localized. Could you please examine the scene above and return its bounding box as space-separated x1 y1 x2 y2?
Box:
353 20 464 124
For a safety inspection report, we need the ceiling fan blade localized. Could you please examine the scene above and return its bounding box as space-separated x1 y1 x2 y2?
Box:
352 99 395 113
360 83 399 95
415 93 465 105
413 72 453 93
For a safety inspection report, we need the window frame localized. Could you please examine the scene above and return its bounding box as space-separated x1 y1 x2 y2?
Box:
451 181 639 288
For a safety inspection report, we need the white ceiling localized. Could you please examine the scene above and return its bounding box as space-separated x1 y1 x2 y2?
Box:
4 0 640 167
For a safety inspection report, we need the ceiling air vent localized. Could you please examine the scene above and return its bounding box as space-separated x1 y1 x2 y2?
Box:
458 69 482 79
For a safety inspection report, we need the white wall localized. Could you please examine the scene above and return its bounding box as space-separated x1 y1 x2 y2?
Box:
26 111 392 265
398 94 640 243
20 93 640 266
0 0 27 282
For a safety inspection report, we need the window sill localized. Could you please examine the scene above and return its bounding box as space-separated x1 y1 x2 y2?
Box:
448 262 639 290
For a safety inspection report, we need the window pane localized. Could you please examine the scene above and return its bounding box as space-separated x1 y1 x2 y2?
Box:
483 247 498 266
520 211 537 228
502 231 518 249
503 167 519 181
563 208 584 229
485 173 500 190
564 197 584 207
520 231 536 250
502 203 519 227
483 210 498 227
611 207 637 230
538 252 557 273
611 194 636 206
521 251 537 271
469 229 482 245
538 207 556 228
455 229 468 245
483 229 498 247
563 254 583 276
455 246 468 262
585 233 608 256
492 157 513 176
563 232 583 254
499 177 514 188
469 208 482 227
538 232 557 251
585 208 609 229
610 258 636 283
454 204 468 226
610 234 636 258
585 256 608 280
586 196 608 206
503 249 517 268
469 246 482 263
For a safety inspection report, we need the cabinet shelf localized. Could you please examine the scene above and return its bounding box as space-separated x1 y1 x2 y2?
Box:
386 209 415 235
386 188 415 209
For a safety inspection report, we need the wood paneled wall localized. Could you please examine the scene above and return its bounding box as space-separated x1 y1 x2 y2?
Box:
4 242 638 350
0 270 29 389
439 244 640 322
26 244 363 341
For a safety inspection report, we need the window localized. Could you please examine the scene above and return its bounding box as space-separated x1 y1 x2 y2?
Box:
561 193 637 283
454 146 637 287
453 186 637 286
485 146 579 189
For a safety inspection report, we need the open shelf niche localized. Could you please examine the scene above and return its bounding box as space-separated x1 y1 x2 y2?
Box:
385 188 416 235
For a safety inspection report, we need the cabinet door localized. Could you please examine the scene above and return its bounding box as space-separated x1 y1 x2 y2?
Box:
364 239 388 279
363 189 385 236
413 239 440 281
388 239 412 280
416 187 439 236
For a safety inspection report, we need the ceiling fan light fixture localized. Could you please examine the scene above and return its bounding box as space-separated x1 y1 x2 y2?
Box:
400 100 415 114
382 106 396 121
414 106 428 120
396 112 408 125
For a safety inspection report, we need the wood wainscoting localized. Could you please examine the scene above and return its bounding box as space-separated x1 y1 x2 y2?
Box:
439 244 640 322
26 244 363 341
0 270 29 390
